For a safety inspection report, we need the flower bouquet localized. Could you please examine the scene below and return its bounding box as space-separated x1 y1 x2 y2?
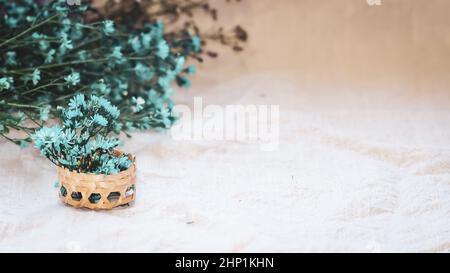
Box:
32 94 136 209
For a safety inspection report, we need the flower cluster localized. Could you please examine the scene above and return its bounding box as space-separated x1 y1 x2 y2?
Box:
0 0 201 146
92 0 248 59
32 94 131 175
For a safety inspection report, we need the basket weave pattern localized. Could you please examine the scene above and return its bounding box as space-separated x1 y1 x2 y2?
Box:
56 155 136 210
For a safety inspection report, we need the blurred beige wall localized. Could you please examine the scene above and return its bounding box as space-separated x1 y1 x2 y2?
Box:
195 0 450 109
95 0 450 109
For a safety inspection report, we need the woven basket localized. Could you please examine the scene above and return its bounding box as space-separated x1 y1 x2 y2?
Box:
56 152 136 210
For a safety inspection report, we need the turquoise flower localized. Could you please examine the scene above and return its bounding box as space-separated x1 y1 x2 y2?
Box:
26 16 35 23
140 33 152 49
91 114 108 126
129 36 142 52
32 69 41 86
39 106 51 121
68 94 86 109
6 17 18 28
100 99 120 119
61 18 72 32
98 136 122 150
131 97 146 113
102 20 115 36
65 108 82 119
31 32 50 51
152 21 165 37
91 80 111 95
110 46 125 64
39 40 50 51
19 140 29 148
158 75 172 90
186 65 197 75
73 23 84 39
115 79 128 93
31 32 45 40
134 63 154 82
192 36 201 52
156 41 170 59
45 49 56 64
5 51 17 65
0 77 13 91
64 72 80 86
59 33 73 54
60 129 76 146
32 125 63 152
174 57 185 73
117 155 131 169
78 50 88 61
147 89 163 108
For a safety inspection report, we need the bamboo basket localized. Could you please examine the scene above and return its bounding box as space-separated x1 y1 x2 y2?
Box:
56 152 136 210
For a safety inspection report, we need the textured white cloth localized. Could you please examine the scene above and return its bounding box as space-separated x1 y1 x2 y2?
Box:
1 73 449 252
1 0 450 252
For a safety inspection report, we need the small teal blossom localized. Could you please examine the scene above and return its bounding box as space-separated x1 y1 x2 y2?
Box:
26 16 35 23
78 50 88 61
58 33 73 54
134 63 154 82
19 140 29 148
174 57 185 73
186 65 197 75
64 72 80 86
32 69 41 86
115 79 128 94
131 96 145 113
91 114 108 126
32 125 63 154
39 40 50 51
0 77 13 91
158 72 176 89
68 94 86 109
91 79 111 95
110 46 125 64
65 108 82 119
45 49 56 64
140 33 152 49
192 36 201 52
5 51 17 66
31 32 45 40
102 20 115 36
61 18 71 32
6 17 18 28
129 36 142 53
156 41 170 59
152 21 165 37
71 27 82 41
40 106 51 121
147 89 163 108
99 99 120 119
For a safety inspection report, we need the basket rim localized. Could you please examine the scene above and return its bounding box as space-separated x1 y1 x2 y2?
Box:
56 150 136 179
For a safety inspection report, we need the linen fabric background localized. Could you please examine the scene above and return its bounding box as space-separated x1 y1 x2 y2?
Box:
0 0 449 252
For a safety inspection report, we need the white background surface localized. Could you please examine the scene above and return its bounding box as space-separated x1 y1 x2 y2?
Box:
1 0 449 252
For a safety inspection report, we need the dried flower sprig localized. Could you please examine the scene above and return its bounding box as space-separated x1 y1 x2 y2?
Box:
32 94 132 175
0 0 201 146
88 0 248 62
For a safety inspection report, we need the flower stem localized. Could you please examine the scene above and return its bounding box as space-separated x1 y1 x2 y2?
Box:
0 14 59 49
